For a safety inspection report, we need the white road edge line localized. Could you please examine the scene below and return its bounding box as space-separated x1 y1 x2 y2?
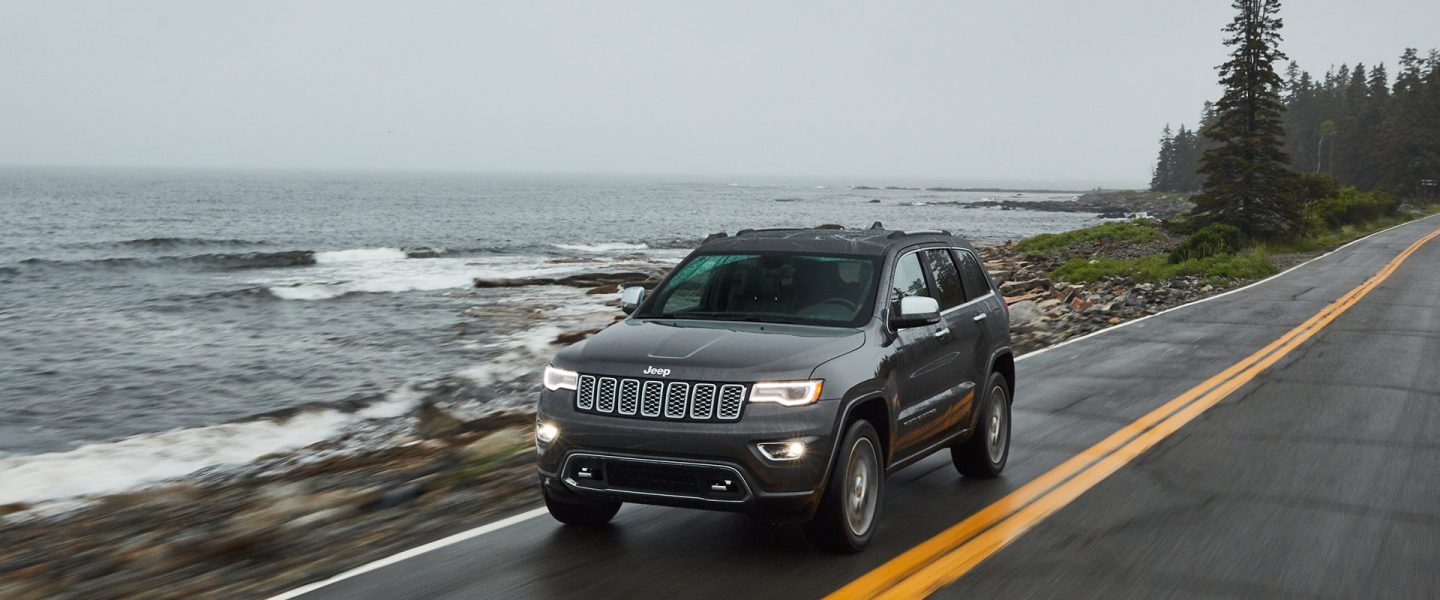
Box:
268 212 1437 599
266 507 549 600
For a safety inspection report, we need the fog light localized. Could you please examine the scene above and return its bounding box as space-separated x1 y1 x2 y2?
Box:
536 422 559 444
757 441 807 461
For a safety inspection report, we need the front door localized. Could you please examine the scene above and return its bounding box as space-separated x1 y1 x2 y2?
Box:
888 250 970 458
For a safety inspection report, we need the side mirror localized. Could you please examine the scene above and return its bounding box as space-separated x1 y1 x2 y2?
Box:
620 286 646 314
892 296 941 328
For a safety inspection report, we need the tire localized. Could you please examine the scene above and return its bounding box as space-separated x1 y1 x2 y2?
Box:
952 372 1011 479
804 420 884 553
543 485 621 526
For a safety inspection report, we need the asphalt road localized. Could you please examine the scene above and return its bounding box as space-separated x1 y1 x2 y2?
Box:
291 214 1440 600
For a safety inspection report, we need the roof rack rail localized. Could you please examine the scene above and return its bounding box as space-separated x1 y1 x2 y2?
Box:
885 229 951 239
734 227 807 237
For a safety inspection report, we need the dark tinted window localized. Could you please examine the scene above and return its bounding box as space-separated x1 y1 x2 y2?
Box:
889 252 930 313
953 249 992 301
922 249 965 310
639 253 879 327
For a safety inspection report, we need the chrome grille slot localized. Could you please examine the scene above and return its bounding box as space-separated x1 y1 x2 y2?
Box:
664 382 690 419
573 374 745 422
717 384 745 420
596 377 617 413
690 384 716 419
641 381 664 417
617 379 640 416
577 375 596 410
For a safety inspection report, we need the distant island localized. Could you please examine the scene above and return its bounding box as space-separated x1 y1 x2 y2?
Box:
850 185 1087 194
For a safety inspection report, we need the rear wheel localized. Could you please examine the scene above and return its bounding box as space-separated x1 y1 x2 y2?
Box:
543 485 621 526
804 420 883 553
952 372 1010 478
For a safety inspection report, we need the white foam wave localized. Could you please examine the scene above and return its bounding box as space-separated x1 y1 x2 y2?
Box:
313 247 407 264
269 283 347 301
263 254 590 301
0 388 422 505
553 242 649 253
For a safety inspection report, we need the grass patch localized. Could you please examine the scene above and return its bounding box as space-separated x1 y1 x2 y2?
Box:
1263 205 1439 253
1014 220 1163 255
1050 250 1276 283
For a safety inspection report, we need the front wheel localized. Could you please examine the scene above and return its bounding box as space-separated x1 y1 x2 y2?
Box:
804 420 884 553
543 485 621 526
952 372 1011 478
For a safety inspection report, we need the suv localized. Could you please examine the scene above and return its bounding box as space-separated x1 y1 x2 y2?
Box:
536 227 1013 552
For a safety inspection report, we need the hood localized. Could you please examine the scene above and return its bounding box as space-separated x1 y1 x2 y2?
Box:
554 319 866 382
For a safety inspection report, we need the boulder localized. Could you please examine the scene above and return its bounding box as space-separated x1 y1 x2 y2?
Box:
415 402 465 439
1006 300 1048 334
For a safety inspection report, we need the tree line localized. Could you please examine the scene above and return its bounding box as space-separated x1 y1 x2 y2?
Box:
1152 47 1440 199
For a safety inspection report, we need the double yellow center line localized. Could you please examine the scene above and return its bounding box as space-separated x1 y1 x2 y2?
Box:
829 226 1440 600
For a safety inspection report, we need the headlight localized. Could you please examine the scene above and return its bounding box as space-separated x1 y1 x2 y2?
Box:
543 365 578 391
748 380 823 406
536 421 559 444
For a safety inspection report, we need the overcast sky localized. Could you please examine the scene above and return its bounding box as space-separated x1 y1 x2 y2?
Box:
2 1 1436 187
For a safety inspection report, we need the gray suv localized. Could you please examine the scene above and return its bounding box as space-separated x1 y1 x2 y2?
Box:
536 227 1014 552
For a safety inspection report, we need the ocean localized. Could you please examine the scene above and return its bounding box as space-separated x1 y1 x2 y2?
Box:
0 167 1101 503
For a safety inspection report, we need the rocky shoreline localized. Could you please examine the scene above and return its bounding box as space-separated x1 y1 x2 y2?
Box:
950 189 1195 220
0 222 1280 600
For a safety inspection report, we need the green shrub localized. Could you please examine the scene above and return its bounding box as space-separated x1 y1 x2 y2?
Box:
1050 250 1274 283
1169 223 1243 263
1291 172 1341 203
1014 220 1163 255
1309 188 1398 230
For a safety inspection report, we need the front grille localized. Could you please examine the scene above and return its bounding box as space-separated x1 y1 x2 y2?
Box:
576 375 746 421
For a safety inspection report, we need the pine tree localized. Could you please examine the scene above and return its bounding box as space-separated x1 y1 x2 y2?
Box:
1150 124 1176 191
1195 0 1301 238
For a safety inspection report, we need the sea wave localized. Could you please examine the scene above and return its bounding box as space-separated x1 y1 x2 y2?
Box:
108 237 269 248
552 242 650 253
313 247 408 263
12 246 451 273
0 387 422 505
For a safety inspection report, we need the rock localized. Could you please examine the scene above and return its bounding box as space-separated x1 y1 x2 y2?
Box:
999 278 1050 295
868 199 881 203
460 427 530 463
585 283 618 295
367 485 422 510
1006 300 1048 334
416 402 465 439
553 328 601 345
1003 290 1045 305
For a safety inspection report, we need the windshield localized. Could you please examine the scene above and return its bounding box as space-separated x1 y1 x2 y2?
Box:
637 252 880 327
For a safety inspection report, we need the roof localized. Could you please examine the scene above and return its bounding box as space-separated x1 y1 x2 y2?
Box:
697 227 971 257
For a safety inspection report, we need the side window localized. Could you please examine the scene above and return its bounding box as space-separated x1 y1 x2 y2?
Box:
922 249 965 310
953 249 993 302
889 252 930 313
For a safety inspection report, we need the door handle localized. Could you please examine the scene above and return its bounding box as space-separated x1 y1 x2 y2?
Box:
934 328 950 339
972 313 988 323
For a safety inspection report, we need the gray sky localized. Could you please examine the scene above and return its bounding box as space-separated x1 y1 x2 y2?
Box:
2 1 1436 187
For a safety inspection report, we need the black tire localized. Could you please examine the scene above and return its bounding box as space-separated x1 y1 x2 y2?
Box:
543 485 621 526
804 420 884 553
952 372 1011 479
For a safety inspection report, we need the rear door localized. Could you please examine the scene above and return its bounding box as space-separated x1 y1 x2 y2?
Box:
952 248 1003 387
917 249 981 444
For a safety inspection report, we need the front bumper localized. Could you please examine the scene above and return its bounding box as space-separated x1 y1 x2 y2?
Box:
536 388 842 517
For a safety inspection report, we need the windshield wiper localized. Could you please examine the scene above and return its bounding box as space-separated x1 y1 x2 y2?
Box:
652 312 806 325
